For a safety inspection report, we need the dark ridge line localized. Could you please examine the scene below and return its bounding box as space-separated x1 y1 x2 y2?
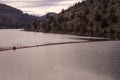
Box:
0 40 114 52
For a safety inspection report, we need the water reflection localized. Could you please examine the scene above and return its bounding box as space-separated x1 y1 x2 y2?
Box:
0 29 120 80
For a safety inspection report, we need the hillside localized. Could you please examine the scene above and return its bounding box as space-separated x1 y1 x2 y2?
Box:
24 0 120 39
40 12 57 20
0 3 37 29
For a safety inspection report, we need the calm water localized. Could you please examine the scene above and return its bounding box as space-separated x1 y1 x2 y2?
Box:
0 29 120 80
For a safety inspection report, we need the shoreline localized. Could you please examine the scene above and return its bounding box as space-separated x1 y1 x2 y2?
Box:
0 39 115 52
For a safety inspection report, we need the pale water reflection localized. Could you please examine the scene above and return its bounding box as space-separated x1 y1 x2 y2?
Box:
0 29 120 80
0 29 84 48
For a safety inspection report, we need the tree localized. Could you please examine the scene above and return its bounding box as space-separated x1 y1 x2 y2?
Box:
71 13 75 19
109 14 118 23
95 26 100 36
53 19 58 28
109 27 115 38
100 18 108 28
61 9 65 14
85 9 90 15
33 20 37 29
90 27 94 36
46 13 49 19
57 15 64 23
75 25 80 33
89 0 94 3
80 23 88 34
109 27 115 34
102 29 107 37
94 11 101 21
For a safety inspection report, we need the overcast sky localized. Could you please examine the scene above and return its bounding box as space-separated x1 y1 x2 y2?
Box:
0 0 82 16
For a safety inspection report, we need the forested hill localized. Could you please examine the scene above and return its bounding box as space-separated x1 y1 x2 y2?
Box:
24 0 120 39
0 3 37 29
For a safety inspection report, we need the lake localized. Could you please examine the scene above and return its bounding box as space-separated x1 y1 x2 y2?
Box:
0 29 120 80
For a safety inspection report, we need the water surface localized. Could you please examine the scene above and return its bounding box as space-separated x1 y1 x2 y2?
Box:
0 29 120 80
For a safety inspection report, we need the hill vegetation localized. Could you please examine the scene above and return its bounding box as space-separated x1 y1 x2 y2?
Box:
24 0 120 39
0 3 37 29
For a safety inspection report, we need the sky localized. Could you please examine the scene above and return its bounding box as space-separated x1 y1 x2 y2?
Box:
0 0 82 16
